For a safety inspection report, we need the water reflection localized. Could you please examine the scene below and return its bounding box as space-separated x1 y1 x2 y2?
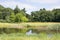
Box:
26 30 32 35
47 33 53 38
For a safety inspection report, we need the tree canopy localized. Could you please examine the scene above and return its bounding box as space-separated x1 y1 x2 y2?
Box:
0 5 60 22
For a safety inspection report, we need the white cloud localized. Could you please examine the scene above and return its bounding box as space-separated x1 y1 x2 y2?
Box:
18 3 38 14
26 0 59 4
0 0 60 14
54 6 60 8
0 1 38 14
45 6 60 10
51 6 60 10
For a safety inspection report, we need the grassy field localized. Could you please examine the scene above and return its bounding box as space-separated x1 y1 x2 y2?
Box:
0 22 60 28
0 22 60 40
0 33 59 40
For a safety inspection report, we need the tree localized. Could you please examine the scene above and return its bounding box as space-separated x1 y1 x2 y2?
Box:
15 13 28 22
31 8 53 22
21 8 26 13
9 13 16 22
14 5 20 14
0 5 5 20
26 14 31 22
0 5 5 12
52 9 60 22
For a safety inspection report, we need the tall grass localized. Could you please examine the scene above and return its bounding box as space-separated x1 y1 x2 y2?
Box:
0 22 60 33
0 22 60 28
0 33 58 40
0 22 60 40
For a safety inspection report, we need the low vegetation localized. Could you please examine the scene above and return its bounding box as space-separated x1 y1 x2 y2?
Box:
0 33 59 40
0 22 60 34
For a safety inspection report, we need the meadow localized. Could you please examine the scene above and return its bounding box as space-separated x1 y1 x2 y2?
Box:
0 22 60 28
0 22 60 40
0 33 59 40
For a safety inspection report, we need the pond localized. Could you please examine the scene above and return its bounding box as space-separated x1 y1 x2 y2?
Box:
26 29 55 38
26 30 32 35
47 33 53 38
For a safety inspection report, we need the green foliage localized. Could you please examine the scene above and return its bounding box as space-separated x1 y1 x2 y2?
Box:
21 16 28 22
15 13 28 22
9 13 16 22
31 8 60 22
0 5 5 12
14 6 20 14
0 5 29 23
0 5 60 22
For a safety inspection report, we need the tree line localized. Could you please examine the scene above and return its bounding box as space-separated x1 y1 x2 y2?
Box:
0 5 60 22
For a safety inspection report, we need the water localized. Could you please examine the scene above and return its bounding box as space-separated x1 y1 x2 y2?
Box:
26 30 32 35
47 33 53 38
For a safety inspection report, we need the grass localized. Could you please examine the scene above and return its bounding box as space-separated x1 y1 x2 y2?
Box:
0 22 60 28
0 22 60 40
0 33 59 40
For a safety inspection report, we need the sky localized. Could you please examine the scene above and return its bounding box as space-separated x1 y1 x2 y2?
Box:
0 0 60 14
